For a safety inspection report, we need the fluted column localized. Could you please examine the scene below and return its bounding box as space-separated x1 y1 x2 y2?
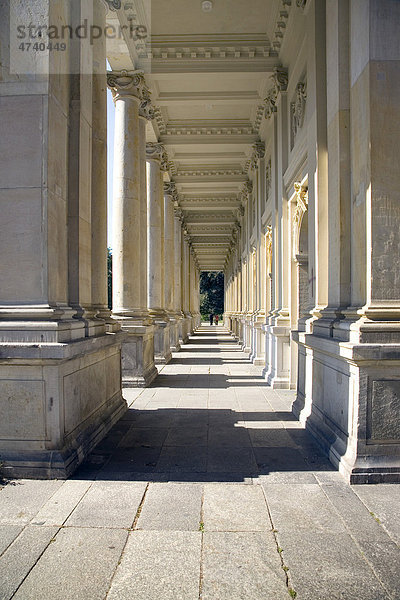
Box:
163 183 180 351
171 200 184 350
107 70 157 387
146 143 172 364
91 0 115 333
182 235 192 338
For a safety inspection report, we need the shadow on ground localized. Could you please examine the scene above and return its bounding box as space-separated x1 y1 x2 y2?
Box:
73 406 333 483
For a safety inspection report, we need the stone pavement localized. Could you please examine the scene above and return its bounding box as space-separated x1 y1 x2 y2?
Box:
0 325 399 599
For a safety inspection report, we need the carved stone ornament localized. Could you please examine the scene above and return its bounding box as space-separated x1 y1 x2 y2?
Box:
240 180 253 206
139 83 155 121
263 88 277 119
146 142 169 171
107 70 145 100
296 0 307 8
292 182 308 258
272 66 288 93
263 67 288 119
250 141 265 170
164 181 178 201
291 81 307 141
266 158 272 198
101 0 121 11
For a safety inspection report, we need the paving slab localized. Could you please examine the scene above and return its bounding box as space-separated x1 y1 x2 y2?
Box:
201 532 288 600
0 525 58 600
203 484 270 531
275 529 390 600
207 446 258 473
30 480 92 526
118 426 169 448
0 524 24 556
0 480 63 525
353 484 400 545
262 483 346 534
164 426 208 447
12 527 127 600
156 445 207 473
64 481 147 528
107 530 201 600
136 483 203 531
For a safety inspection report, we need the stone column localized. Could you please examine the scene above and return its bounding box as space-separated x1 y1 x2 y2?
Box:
164 183 180 352
107 70 157 387
91 0 116 333
146 143 172 364
173 205 184 349
263 67 291 388
182 234 192 338
0 0 125 478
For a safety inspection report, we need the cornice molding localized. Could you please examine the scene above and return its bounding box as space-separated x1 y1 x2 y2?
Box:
271 1 292 53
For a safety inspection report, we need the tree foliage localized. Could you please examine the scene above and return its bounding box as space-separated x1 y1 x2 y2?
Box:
200 271 224 317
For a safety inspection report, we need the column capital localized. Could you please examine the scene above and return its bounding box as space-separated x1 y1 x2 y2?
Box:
146 142 169 171
101 0 121 10
249 141 265 170
263 66 288 119
163 181 178 202
107 69 145 101
239 180 253 205
139 81 155 121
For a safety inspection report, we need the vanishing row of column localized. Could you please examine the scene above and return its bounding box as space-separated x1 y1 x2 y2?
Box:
108 71 200 387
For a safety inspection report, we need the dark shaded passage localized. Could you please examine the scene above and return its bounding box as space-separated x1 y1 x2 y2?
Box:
75 325 333 482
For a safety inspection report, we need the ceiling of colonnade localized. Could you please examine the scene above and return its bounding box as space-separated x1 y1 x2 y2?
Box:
106 0 284 271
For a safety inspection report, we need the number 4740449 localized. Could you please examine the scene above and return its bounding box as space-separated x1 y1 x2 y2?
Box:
18 42 67 51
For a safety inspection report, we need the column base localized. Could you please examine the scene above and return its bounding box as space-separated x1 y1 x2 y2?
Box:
169 317 181 352
262 324 291 388
154 320 172 365
120 323 158 387
293 330 400 483
0 332 126 479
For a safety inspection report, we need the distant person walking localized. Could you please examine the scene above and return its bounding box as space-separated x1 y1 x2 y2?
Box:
215 314 219 326
209 313 214 326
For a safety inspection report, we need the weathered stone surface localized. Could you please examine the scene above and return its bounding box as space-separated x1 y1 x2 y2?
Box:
0 525 23 556
203 484 269 531
274 529 389 600
12 527 127 600
0 525 58 600
201 532 288 600
137 483 203 531
64 481 147 528
353 484 400 545
0 480 63 525
107 531 201 600
31 481 92 526
370 380 400 441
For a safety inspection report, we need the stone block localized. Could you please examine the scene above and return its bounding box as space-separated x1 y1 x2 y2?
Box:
136 483 203 531
203 484 269 531
201 532 287 600
107 531 201 600
12 527 127 600
0 524 58 600
64 481 147 528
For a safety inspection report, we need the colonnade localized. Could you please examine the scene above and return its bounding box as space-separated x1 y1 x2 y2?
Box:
0 0 200 478
224 0 400 484
108 70 201 385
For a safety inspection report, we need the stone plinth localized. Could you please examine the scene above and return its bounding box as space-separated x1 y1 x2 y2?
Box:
0 332 126 478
